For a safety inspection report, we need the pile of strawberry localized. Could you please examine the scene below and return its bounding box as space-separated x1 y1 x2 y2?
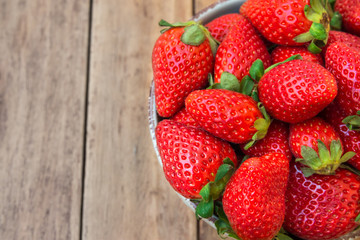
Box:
152 0 360 239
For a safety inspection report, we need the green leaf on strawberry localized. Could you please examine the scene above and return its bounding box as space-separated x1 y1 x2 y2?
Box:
208 72 241 92
195 158 236 219
239 76 255 96
214 204 241 240
274 233 294 240
343 110 360 131
249 59 264 82
293 0 342 53
296 140 356 176
159 19 219 55
244 103 271 150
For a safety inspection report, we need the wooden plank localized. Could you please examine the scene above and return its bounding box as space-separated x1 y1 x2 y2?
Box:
0 1 89 239
199 220 221 240
82 0 197 239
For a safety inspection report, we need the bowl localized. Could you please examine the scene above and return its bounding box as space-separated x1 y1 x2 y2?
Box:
148 0 360 239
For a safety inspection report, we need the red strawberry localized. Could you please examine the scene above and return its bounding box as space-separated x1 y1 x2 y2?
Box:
239 0 250 18
271 46 324 66
205 14 244 43
289 117 341 159
325 42 360 116
170 107 201 128
155 120 237 199
322 104 360 171
185 89 266 144
335 0 360 36
258 59 337 123
240 120 292 161
222 153 289 240
284 162 360 240
324 30 360 54
244 0 335 47
152 21 215 117
214 16 271 83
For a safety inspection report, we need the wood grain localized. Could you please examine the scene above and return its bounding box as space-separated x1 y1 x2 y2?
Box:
0 0 89 239
82 0 197 239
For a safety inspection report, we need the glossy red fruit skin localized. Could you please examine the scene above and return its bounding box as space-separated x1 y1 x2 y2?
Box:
289 117 342 158
245 0 312 46
155 120 237 199
152 27 214 118
240 120 292 160
185 89 262 144
214 17 271 83
322 104 360 170
325 42 360 116
324 31 360 54
258 60 337 123
284 162 360 240
205 14 244 43
335 0 360 36
223 153 289 240
271 46 324 66
170 107 202 128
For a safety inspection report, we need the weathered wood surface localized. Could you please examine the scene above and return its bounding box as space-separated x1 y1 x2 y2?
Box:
0 0 89 239
82 0 198 239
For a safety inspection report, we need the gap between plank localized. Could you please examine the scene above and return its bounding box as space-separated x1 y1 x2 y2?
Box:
80 0 94 239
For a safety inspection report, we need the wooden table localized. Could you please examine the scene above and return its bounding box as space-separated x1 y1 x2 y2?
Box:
0 0 221 239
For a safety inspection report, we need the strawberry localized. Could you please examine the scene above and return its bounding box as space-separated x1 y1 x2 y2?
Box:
152 20 216 117
288 116 358 177
289 117 341 159
258 59 337 123
170 107 201 128
322 104 360 171
271 46 324 66
239 0 250 18
214 16 271 83
185 89 269 144
335 0 360 36
243 0 338 52
325 42 360 116
240 120 293 161
205 14 244 43
324 30 360 54
222 153 289 240
284 162 360 240
155 119 237 199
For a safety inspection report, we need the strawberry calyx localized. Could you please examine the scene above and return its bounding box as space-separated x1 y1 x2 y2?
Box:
195 158 236 219
296 140 356 177
343 110 360 131
159 19 219 56
243 103 271 150
293 0 342 53
207 72 241 92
